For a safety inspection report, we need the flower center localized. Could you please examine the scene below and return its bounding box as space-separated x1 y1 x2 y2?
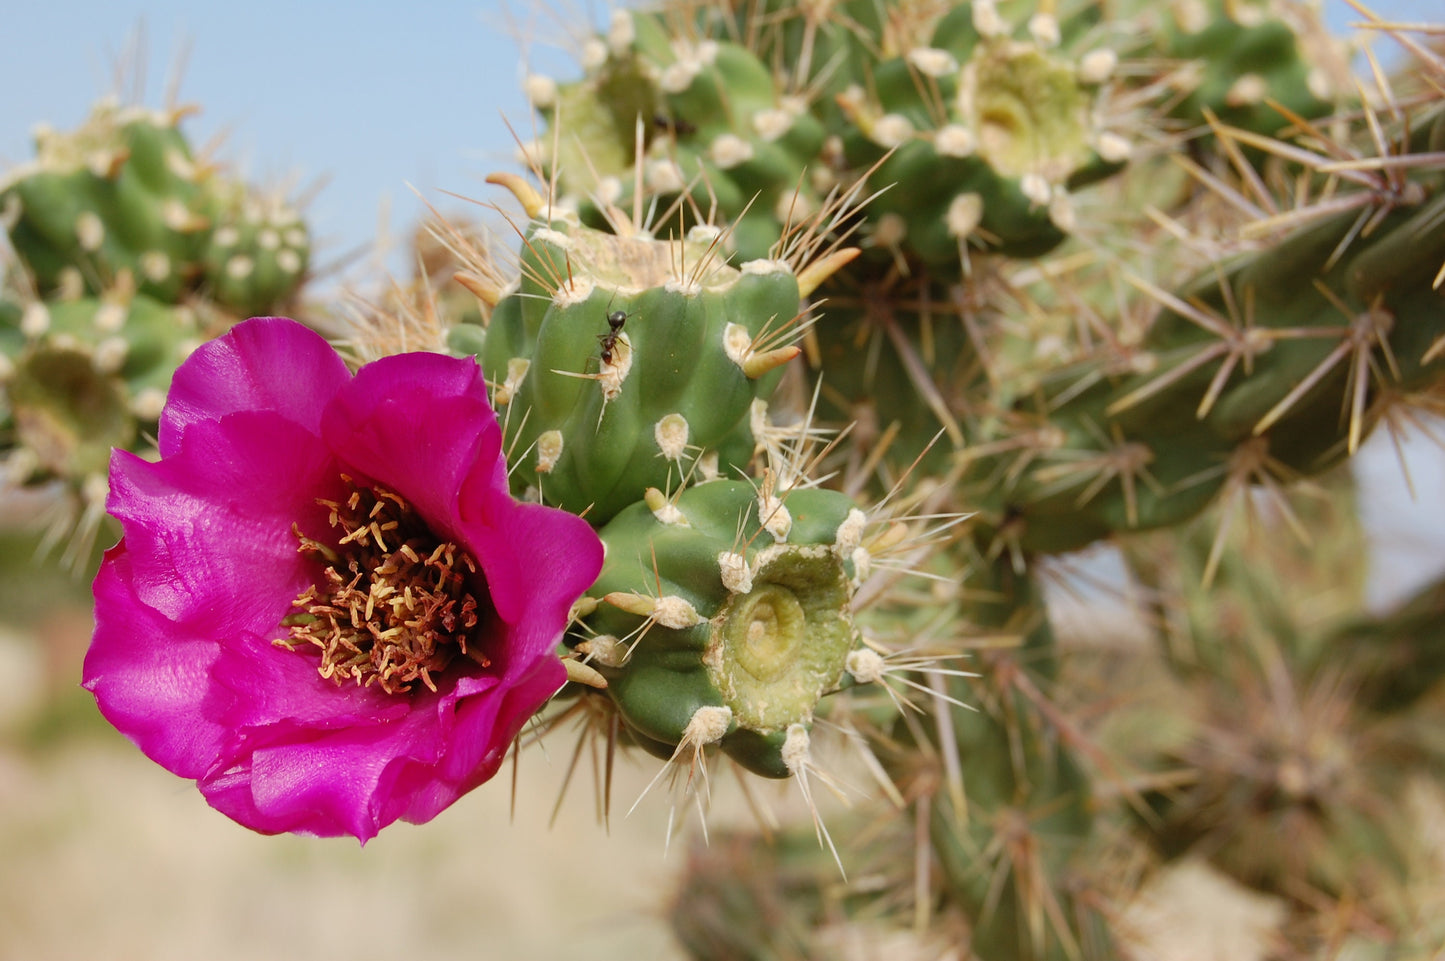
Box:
275 475 490 694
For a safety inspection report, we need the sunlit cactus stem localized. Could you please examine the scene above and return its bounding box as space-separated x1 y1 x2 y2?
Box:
568 480 868 778
460 173 855 524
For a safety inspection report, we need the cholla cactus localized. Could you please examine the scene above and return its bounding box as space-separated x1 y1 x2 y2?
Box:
495 2 1445 958
26 3 1445 960
440 170 956 838
526 1 1129 264
570 479 866 778
1 97 309 313
1 94 314 566
1152 0 1345 138
464 174 824 522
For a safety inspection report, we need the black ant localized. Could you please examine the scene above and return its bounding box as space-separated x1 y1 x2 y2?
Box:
598 308 629 366
652 112 697 137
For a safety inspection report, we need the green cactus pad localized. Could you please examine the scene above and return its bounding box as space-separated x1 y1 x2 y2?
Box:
573 480 865 777
1 99 309 317
528 10 828 261
472 212 803 524
7 343 133 481
1 294 205 485
200 188 311 317
1163 0 1337 137
834 9 1126 262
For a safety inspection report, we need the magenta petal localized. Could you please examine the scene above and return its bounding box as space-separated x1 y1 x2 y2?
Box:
159 317 350 456
84 545 232 778
462 490 605 678
200 670 503 840
428 657 564 792
319 350 501 537
210 726 425 840
209 629 412 735
198 734 390 840
108 413 341 636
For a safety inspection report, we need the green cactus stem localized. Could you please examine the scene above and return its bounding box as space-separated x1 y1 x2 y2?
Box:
1 98 309 318
570 479 866 777
457 173 854 524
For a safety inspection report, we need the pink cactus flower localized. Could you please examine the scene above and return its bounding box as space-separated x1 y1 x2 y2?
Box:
83 317 602 841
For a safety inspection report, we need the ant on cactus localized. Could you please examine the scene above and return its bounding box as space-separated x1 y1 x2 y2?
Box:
598 306 631 366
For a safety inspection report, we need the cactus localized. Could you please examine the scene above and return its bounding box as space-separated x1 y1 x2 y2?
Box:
1 93 318 567
1 98 309 317
566 479 869 778
906 539 1116 960
0 287 205 564
198 179 311 317
524 1 1130 269
452 173 853 524
667 830 837 961
2 101 210 303
13 3 1444 958
524 10 830 262
3 293 197 474
1154 0 1342 138
499 4 1445 959
828 1 1128 262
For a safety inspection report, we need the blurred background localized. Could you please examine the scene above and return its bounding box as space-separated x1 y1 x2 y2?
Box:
0 0 607 289
1 1 1442 959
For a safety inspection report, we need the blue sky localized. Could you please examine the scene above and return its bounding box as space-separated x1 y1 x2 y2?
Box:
0 1 1433 291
